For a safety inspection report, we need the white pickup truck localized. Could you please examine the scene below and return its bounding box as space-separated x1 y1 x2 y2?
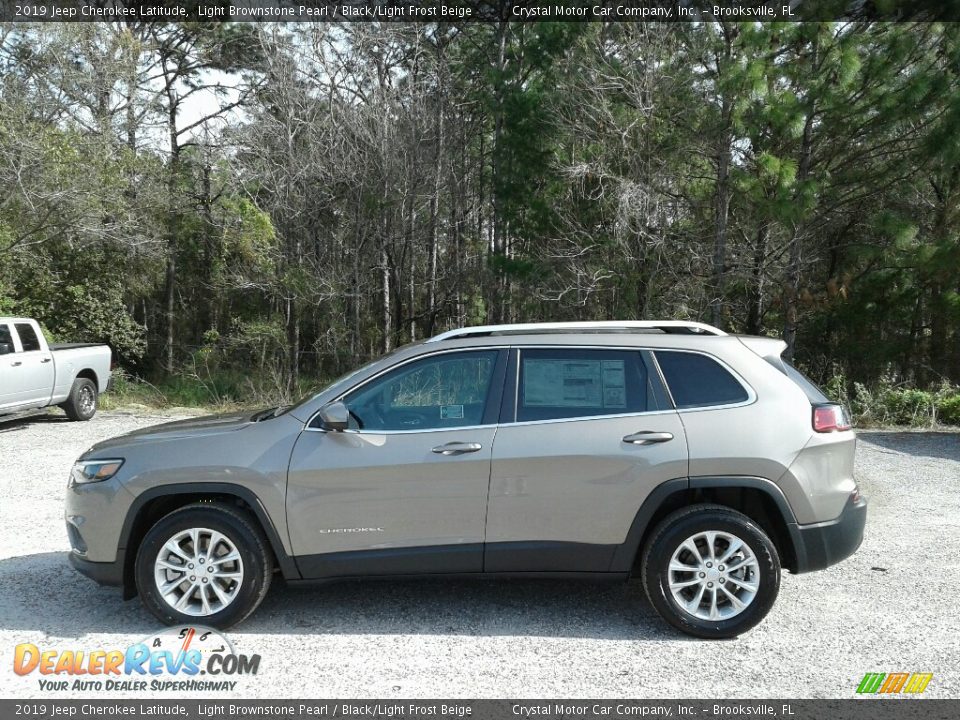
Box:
0 318 112 421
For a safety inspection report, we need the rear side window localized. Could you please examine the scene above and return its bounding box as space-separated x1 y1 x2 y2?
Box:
517 348 651 422
655 351 749 409
14 323 41 352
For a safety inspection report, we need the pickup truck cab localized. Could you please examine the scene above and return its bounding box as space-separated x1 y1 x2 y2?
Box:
0 317 112 421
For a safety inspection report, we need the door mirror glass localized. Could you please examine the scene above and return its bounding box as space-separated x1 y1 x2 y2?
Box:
317 401 350 431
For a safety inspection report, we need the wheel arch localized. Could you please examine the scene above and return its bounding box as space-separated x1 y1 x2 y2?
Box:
118 483 300 600
612 476 805 575
74 367 109 394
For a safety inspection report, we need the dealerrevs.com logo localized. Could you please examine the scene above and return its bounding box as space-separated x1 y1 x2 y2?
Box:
856 672 933 695
13 627 259 692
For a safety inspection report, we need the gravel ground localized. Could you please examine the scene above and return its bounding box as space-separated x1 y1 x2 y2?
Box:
0 411 957 699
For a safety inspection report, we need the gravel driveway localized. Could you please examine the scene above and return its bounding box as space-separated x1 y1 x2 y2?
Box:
0 411 957 699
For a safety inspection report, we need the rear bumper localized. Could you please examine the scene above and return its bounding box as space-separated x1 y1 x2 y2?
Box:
792 495 867 573
68 551 123 587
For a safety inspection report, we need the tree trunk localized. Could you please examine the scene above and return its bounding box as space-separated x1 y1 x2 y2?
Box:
381 245 392 353
163 81 180 375
710 28 735 328
783 108 816 360
746 222 769 335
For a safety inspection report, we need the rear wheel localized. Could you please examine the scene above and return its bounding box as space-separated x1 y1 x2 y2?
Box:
135 504 273 629
62 377 98 421
641 504 780 639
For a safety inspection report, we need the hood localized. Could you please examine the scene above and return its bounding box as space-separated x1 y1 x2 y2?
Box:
85 410 261 454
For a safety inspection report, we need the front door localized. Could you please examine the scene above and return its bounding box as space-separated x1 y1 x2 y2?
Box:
0 323 19 411
287 348 507 578
485 347 688 572
8 322 54 409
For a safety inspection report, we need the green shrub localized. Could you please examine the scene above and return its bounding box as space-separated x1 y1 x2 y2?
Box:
935 392 960 426
841 378 960 428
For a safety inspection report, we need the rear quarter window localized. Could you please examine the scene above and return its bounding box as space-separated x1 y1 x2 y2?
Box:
655 351 750 409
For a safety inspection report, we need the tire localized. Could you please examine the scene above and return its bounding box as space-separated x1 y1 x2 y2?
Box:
135 503 273 629
62 377 98 421
640 504 780 639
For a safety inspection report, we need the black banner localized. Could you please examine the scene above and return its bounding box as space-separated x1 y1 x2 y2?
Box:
0 700 956 720
1 0 960 23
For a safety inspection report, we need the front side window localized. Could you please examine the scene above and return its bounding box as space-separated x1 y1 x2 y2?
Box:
14 323 41 352
0 324 12 354
517 348 651 422
343 350 499 431
655 350 750 409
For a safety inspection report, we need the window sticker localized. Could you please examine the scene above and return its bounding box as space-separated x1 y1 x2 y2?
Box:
524 358 628 408
524 359 601 407
601 360 627 408
440 404 464 419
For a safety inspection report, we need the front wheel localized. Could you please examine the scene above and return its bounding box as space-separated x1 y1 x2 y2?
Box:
641 504 780 639
135 504 273 629
62 377 98 421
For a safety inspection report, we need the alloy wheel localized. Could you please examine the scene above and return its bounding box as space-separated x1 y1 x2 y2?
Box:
153 527 245 617
667 530 760 621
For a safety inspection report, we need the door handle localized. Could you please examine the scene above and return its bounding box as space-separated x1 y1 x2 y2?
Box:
432 442 483 456
622 431 674 445
10 361 21 367
40 357 52 363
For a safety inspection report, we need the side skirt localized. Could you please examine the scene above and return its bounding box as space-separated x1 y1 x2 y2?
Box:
285 571 630 587
294 541 622 581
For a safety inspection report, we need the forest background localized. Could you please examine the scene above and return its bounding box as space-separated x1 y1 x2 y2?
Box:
2 21 959 425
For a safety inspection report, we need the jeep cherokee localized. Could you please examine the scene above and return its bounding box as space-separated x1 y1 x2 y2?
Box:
65 321 866 638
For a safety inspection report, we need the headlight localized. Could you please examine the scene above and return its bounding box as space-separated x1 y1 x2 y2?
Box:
70 459 124 486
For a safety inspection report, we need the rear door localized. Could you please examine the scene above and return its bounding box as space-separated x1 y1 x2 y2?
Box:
485 346 688 572
8 322 55 409
287 348 507 578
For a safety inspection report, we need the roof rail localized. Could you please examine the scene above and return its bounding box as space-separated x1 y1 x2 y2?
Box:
425 320 726 343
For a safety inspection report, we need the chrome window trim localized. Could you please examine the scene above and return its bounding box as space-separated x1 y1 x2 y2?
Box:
304 423 497 436
304 346 508 433
505 408 680 429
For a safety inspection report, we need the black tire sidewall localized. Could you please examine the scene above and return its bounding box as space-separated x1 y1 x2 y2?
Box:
643 509 780 639
135 506 270 629
66 378 97 420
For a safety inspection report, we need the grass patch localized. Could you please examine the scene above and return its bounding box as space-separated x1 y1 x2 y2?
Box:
100 368 326 413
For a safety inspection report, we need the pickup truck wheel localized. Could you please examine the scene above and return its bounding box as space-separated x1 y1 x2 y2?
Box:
640 504 780 639
62 378 98 421
135 503 273 629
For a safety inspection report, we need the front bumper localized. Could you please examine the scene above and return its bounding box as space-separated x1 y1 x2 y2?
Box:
68 551 123 587
792 495 867 573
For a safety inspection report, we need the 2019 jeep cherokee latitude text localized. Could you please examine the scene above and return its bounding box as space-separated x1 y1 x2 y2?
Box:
65 321 866 638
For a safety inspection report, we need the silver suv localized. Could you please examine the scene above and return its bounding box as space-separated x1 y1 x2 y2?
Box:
66 321 865 638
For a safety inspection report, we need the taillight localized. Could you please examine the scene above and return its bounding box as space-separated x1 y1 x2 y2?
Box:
812 403 851 433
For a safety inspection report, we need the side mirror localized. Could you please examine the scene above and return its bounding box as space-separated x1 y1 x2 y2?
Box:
317 401 349 431
0 342 12 355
